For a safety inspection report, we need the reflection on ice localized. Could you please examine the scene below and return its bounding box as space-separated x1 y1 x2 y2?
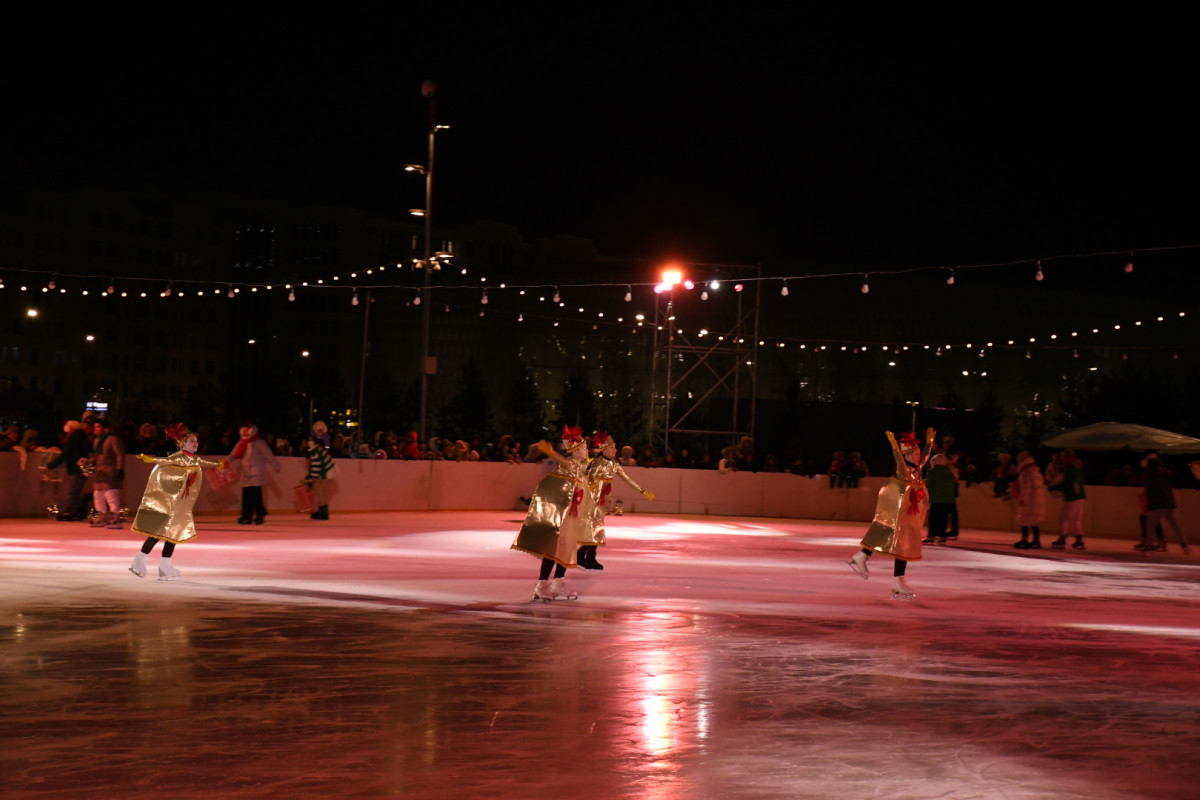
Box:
1 511 1198 799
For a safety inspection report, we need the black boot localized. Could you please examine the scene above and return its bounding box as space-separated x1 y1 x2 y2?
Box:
311 505 329 520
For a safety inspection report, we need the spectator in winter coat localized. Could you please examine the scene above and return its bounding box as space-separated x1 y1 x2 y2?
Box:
923 454 958 544
1050 449 1087 550
88 418 125 528
1012 450 1046 548
45 420 92 521
1138 453 1190 554
228 422 281 524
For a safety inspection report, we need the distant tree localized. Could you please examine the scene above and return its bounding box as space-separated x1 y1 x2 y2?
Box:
443 357 493 438
552 366 596 434
504 360 545 444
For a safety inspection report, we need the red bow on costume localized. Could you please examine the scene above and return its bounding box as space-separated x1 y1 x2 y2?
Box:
568 486 584 517
600 483 612 503
184 471 198 497
907 486 925 514
900 432 921 450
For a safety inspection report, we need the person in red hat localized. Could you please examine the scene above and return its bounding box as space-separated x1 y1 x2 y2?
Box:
580 432 655 570
128 423 224 581
848 428 936 599
511 426 594 601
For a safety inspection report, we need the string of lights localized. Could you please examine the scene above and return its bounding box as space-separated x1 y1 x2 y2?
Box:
5 242 1195 358
5 243 1199 297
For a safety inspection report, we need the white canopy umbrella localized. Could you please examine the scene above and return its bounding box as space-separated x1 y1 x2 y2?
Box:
1042 422 1200 454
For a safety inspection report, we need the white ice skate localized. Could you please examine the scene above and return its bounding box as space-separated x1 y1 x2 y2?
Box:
550 578 578 600
128 553 147 579
157 561 182 582
532 580 556 603
848 551 870 580
891 577 916 600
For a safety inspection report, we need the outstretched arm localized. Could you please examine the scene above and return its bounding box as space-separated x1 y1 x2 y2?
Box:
537 440 571 469
614 464 655 499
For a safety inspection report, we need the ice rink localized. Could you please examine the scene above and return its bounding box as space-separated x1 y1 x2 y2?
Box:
2 511 1198 799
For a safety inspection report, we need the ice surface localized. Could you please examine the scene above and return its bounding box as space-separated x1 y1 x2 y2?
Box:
1 512 1198 799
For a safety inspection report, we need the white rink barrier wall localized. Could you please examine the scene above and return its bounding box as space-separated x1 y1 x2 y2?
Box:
1 452 1194 539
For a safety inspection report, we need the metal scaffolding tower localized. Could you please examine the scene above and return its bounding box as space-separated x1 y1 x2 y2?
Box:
647 264 761 455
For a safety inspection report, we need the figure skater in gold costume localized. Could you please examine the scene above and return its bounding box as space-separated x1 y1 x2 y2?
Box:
511 426 594 601
128 423 223 581
847 428 935 599
579 431 654 569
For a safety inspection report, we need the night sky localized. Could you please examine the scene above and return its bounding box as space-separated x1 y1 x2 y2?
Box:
8 11 1197 283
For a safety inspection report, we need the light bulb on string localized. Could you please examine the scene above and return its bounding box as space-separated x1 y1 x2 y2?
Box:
946 268 956 285
107 281 115 294
860 275 870 294
48 278 56 290
1026 350 1032 359
624 285 632 302
780 280 789 297
1124 252 1134 273
351 291 359 306
288 288 295 301
553 287 560 303
227 286 235 298
444 304 450 312
1035 261 1044 281
1073 349 1079 358
163 283 172 297
517 313 523 322
481 290 488 305
413 290 421 306
701 290 708 300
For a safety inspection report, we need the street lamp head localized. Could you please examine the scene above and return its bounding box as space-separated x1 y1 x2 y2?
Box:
409 209 427 217
404 164 427 175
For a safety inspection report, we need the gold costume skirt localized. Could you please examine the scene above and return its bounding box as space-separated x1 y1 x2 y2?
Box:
860 477 927 561
132 464 206 544
511 474 595 567
580 482 610 547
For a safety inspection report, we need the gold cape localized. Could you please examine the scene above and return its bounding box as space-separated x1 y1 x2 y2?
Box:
511 457 594 568
131 451 223 544
860 442 931 561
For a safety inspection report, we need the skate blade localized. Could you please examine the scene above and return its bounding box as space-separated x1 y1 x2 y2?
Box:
157 575 180 582
847 560 869 580
128 567 145 579
891 592 916 600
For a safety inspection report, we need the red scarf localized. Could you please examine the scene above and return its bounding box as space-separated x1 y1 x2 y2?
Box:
232 433 258 460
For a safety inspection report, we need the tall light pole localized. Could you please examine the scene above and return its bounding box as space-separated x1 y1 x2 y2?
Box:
410 78 444 445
